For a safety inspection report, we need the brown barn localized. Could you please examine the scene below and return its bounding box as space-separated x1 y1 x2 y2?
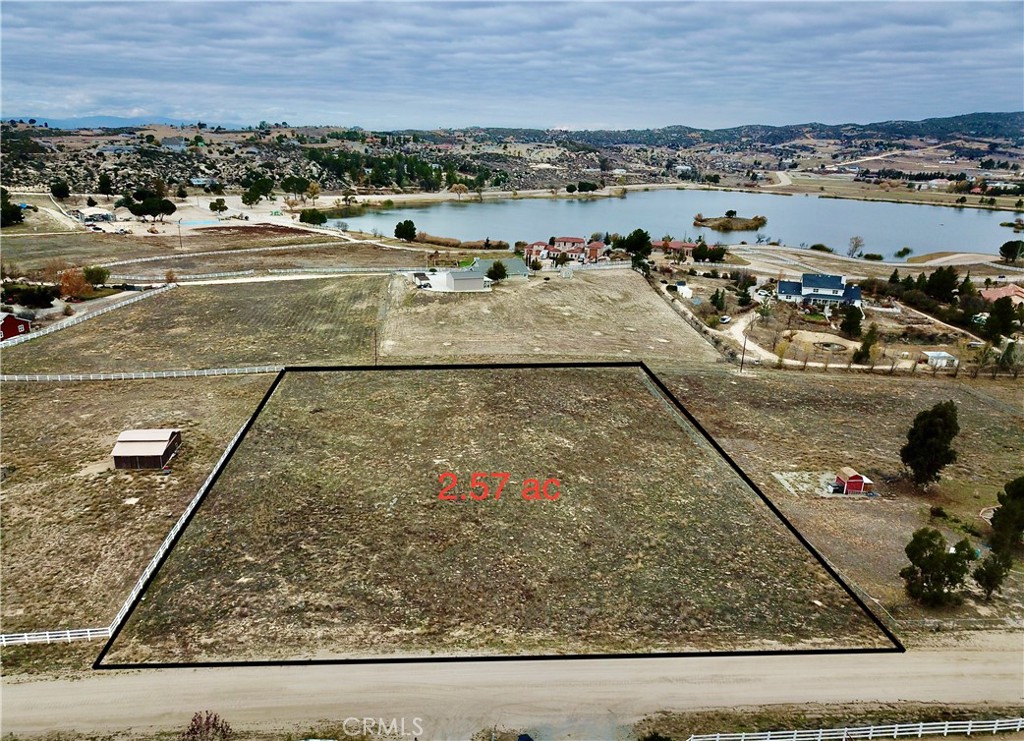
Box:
111 429 182 469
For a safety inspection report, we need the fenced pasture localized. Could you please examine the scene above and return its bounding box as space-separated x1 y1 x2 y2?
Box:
380 270 722 365
1 276 388 374
105 365 894 665
0 376 272 642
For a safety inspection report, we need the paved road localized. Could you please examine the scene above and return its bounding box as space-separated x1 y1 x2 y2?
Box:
3 634 1021 739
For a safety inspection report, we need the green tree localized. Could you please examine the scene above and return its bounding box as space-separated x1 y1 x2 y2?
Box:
839 305 862 338
852 322 879 363
725 209 737 218
0 187 24 227
925 265 959 303
973 551 1012 600
529 259 542 271
50 180 71 199
900 400 960 485
210 198 228 215
97 173 113 197
899 527 976 606
394 219 416 241
176 185 188 200
566 183 577 194
86 196 98 207
281 175 310 199
888 268 901 284
989 475 1024 554
999 240 1023 263
299 208 327 225
241 188 261 208
984 296 1016 341
82 266 110 285
486 260 507 282
553 252 571 267
614 228 653 258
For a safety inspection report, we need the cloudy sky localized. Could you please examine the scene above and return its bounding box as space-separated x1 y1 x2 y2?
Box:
2 1 1021 130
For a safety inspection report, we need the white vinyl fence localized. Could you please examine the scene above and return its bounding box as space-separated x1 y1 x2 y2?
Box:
0 627 111 646
0 284 176 349
1 415 259 647
685 718 1024 741
1 365 283 382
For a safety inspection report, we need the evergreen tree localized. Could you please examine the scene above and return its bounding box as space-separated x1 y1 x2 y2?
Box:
900 400 960 485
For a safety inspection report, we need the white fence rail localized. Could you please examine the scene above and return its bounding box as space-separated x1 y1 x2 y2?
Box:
109 270 256 282
1 365 283 383
109 415 256 633
0 627 111 646
266 266 423 275
686 718 1024 741
1 414 266 647
0 284 176 349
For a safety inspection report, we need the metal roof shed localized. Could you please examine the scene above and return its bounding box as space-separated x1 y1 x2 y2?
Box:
111 429 182 469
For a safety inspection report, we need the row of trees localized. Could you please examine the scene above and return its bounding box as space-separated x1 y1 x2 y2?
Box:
897 401 1021 606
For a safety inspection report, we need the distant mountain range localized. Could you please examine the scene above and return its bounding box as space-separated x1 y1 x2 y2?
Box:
5 111 1021 146
3 115 246 130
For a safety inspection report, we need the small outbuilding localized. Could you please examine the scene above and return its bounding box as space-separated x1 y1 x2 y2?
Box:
444 269 487 292
921 350 958 368
834 467 873 494
111 429 182 469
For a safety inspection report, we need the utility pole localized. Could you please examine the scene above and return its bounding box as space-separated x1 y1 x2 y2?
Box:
739 321 749 373
373 328 378 366
177 218 183 251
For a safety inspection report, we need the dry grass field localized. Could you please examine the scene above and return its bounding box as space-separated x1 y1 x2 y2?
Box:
1 224 334 271
0 376 272 638
380 270 722 365
102 243 510 279
106 366 892 664
1 275 387 374
656 367 1024 617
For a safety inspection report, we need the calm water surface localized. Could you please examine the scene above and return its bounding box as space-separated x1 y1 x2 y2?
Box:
331 189 1015 261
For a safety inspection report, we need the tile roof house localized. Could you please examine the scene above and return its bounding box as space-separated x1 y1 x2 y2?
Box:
778 273 862 307
980 283 1024 308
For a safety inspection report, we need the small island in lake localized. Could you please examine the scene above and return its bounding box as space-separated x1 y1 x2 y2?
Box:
694 210 768 231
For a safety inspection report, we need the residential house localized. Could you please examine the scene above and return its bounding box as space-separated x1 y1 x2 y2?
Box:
472 257 530 279
980 283 1024 308
552 236 585 250
777 273 862 308
523 241 550 263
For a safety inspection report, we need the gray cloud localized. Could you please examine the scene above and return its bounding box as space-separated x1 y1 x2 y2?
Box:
2 1 1021 128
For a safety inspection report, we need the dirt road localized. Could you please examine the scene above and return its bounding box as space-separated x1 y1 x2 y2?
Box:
3 633 1021 739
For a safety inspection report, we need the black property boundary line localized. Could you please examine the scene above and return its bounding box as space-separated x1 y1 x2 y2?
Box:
95 361 903 670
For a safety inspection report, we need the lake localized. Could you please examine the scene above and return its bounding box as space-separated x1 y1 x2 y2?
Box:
330 189 1016 261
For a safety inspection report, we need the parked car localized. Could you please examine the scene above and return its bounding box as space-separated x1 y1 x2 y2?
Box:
720 315 732 324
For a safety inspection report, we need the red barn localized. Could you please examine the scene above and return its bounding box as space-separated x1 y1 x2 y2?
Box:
0 314 31 340
834 467 873 494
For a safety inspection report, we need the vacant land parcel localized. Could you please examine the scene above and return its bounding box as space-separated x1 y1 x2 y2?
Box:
1 276 387 374
380 270 721 365
106 365 893 665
